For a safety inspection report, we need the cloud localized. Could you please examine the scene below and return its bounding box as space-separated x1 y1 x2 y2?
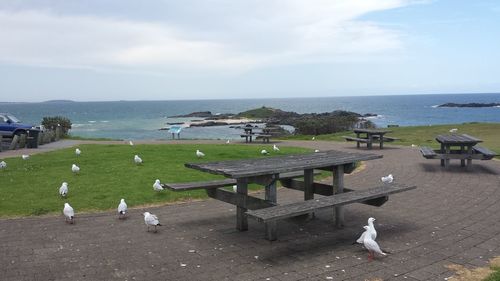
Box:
0 0 417 73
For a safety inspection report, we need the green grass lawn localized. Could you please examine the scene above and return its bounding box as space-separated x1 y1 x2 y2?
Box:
0 144 310 217
283 122 500 157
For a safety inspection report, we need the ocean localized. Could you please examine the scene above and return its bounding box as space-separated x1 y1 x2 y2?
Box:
1 93 499 140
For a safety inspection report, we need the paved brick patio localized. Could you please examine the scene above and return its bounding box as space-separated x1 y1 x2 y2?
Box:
1 141 499 280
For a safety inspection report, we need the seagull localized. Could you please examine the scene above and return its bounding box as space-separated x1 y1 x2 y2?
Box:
226 140 230 144
312 136 315 140
22 154 30 160
411 144 417 148
71 164 80 174
314 149 320 153
59 182 68 197
273 144 280 152
196 150 205 158
143 212 161 232
233 185 237 192
449 128 458 133
0 161 6 169
129 140 134 146
363 226 387 261
355 217 377 244
134 155 143 164
117 199 127 219
75 148 81 156
381 174 393 184
261 149 269 155
153 179 164 191
63 203 75 224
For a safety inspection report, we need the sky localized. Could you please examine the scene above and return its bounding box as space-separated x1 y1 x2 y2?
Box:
0 0 499 102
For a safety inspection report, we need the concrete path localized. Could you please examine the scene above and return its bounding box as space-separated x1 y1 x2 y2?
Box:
1 140 499 280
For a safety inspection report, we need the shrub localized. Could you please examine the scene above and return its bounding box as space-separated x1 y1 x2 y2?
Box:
41 116 72 136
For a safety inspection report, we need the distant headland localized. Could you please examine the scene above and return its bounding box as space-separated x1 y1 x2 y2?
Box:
43 100 76 103
438 102 500 108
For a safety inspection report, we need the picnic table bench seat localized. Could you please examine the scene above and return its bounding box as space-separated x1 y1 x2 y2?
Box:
473 146 497 160
163 170 320 191
343 136 369 143
420 146 438 159
246 183 416 223
255 134 272 143
371 135 400 142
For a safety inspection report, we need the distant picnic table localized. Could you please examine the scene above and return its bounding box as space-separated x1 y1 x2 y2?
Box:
420 134 497 169
165 150 416 240
240 127 271 143
344 129 397 149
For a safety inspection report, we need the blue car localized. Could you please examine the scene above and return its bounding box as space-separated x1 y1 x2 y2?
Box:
0 113 34 137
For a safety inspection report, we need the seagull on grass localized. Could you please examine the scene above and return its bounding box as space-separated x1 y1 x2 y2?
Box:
63 203 75 224
134 155 143 164
153 179 164 191
363 226 387 261
226 140 230 144
273 144 280 152
449 128 458 133
314 149 320 153
143 212 161 232
233 185 237 192
129 140 134 146
381 174 393 184
118 199 127 219
75 148 81 156
261 149 269 155
355 217 377 244
0 161 6 169
22 154 30 160
196 150 205 158
71 164 80 174
59 182 68 197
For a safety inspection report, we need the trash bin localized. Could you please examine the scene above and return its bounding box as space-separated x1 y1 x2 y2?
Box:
27 128 40 148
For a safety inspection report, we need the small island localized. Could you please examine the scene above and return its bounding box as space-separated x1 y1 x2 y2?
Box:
438 102 500 108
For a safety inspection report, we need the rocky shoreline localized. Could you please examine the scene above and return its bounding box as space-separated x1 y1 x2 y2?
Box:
438 102 500 108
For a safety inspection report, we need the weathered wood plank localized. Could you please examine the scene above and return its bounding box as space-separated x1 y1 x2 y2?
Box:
18 134 27 148
333 165 344 227
246 184 417 223
185 150 382 179
9 134 19 150
420 146 437 159
473 146 497 159
343 136 369 143
205 189 275 210
236 178 248 231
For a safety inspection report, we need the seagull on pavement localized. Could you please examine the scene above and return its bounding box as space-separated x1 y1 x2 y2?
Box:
59 182 68 197
75 148 81 156
63 203 75 224
196 150 205 158
449 128 458 133
273 144 280 152
363 226 387 261
153 179 164 191
71 164 80 174
314 149 320 153
0 161 6 169
261 149 269 155
355 217 377 244
381 174 393 184
118 199 127 219
22 154 30 160
134 155 143 164
143 212 161 232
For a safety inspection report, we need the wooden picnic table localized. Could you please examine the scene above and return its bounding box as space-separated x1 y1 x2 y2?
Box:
349 129 393 149
184 150 415 240
436 134 482 168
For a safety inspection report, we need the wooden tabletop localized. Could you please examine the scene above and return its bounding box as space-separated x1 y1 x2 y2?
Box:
353 128 391 134
435 134 482 145
185 150 382 179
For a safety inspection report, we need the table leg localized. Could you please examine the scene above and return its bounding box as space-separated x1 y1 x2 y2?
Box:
445 145 450 167
440 144 445 166
265 176 278 241
379 134 384 149
367 134 373 149
356 133 360 148
249 135 253 143
333 165 345 227
236 178 248 231
303 169 314 219
467 145 473 169
460 145 465 167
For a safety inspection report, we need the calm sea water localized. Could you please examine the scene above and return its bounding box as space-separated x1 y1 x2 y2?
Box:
1 93 499 140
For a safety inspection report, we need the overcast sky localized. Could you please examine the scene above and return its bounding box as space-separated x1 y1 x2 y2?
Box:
1 0 499 102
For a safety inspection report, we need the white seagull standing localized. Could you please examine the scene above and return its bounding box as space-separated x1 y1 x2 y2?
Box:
143 212 162 232
71 164 80 174
356 217 377 244
75 148 81 156
381 174 394 184
261 149 269 155
129 140 134 146
59 182 69 197
63 203 75 224
233 185 237 192
0 160 6 169
134 155 143 164
226 140 230 144
449 128 458 133
312 136 315 140
363 226 387 261
273 144 280 152
117 199 127 219
153 179 164 191
22 154 30 160
196 150 205 158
